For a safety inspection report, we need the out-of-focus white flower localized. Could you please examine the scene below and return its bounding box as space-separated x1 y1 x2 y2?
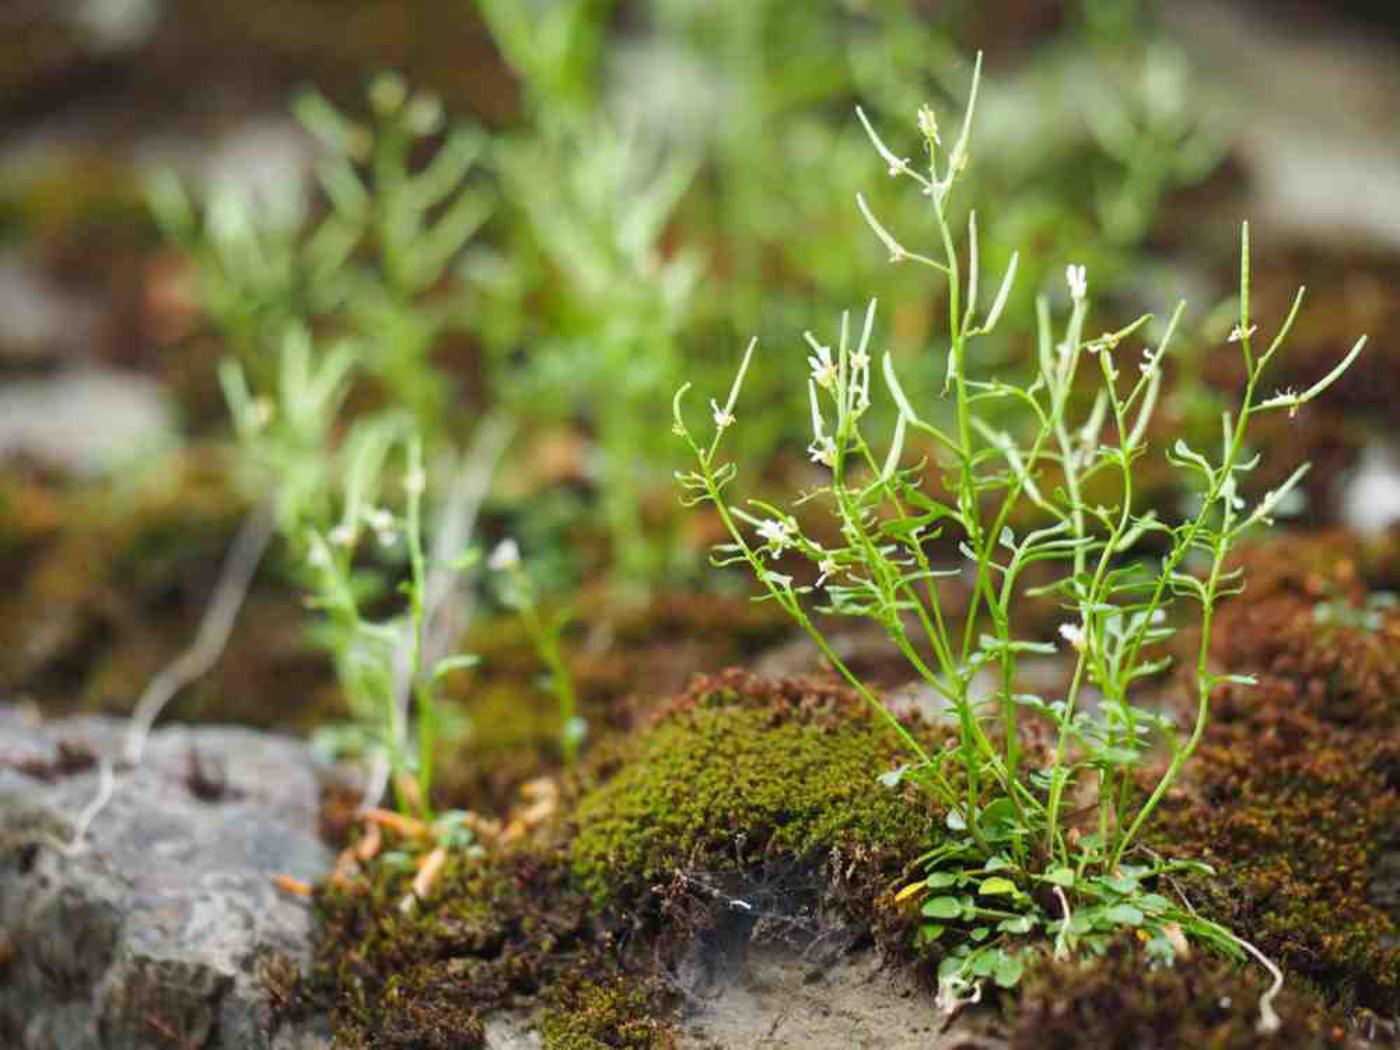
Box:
488 538 521 572
1066 264 1088 303
1058 622 1087 652
917 105 941 146
807 339 837 390
307 540 332 571
710 398 735 430
404 467 427 495
250 397 274 430
1227 324 1257 344
808 435 837 468
756 518 795 553
366 507 398 548
329 523 357 549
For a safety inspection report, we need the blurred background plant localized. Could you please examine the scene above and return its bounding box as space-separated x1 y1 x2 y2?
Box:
148 71 491 437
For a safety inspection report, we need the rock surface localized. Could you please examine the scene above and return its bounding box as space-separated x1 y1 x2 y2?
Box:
0 706 334 1049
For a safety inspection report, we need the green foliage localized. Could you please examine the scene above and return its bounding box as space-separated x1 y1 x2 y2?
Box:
488 538 584 766
300 434 479 816
471 1 1228 594
674 56 1364 1001
150 71 488 434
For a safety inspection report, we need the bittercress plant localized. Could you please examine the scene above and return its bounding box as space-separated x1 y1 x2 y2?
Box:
674 54 1364 1013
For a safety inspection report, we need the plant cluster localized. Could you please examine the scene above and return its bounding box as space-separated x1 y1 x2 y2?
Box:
154 76 504 814
150 71 488 434
675 55 1363 1002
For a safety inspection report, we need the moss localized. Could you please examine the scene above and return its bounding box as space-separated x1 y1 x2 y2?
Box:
431 679 566 813
313 842 604 1047
1210 534 1400 729
1011 943 1349 1049
1153 700 1400 1013
1151 539 1400 1015
570 670 934 904
536 976 674 1049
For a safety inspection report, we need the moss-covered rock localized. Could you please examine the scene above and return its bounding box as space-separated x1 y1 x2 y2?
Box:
570 669 935 904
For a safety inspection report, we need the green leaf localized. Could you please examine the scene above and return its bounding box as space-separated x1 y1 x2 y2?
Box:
998 915 1035 934
994 952 1025 988
918 923 945 944
977 797 1020 830
922 896 964 920
979 876 1018 896
1041 867 1075 888
1104 904 1144 927
971 949 1001 978
925 871 961 889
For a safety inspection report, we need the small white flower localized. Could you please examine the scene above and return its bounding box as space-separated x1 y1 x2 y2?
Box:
917 105 941 146
808 435 837 468
250 397 274 430
816 556 840 587
329 523 357 549
807 341 838 389
850 348 871 373
710 398 735 430
1227 324 1256 344
307 542 332 571
1058 622 1087 652
488 538 522 572
1066 264 1088 303
756 518 795 553
404 468 427 495
366 507 395 533
1139 348 1160 376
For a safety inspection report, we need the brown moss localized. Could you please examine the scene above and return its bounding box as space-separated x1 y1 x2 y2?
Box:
1012 943 1350 1049
1150 535 1400 1015
1154 699 1399 1013
1211 533 1400 729
0 450 335 729
313 841 609 1048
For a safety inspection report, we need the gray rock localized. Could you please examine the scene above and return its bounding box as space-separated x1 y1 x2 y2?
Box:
0 707 335 1049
